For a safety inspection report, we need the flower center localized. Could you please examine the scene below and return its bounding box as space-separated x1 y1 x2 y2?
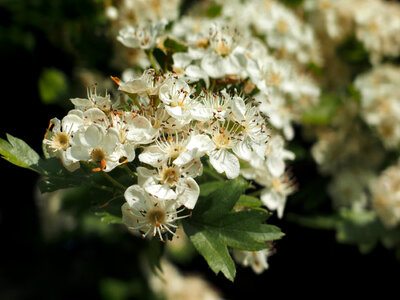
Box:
267 73 281 86
161 167 179 186
196 38 210 49
271 178 282 192
91 148 106 162
169 144 184 159
146 207 167 227
52 132 70 151
213 131 231 150
216 42 231 57
276 20 288 34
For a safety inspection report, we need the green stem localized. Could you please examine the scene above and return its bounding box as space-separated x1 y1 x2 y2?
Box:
102 172 126 191
89 183 114 193
248 189 262 197
203 167 224 181
210 78 216 91
122 164 137 178
147 49 159 73
130 93 142 110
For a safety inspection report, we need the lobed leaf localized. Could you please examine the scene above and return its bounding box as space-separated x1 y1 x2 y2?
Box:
182 177 283 281
0 134 40 172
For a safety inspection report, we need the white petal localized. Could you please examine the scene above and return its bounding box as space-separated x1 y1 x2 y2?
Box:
138 145 167 167
190 103 213 122
209 149 240 179
137 167 157 186
172 52 192 69
84 108 109 126
173 149 197 166
124 185 149 208
231 96 246 121
176 177 200 209
69 145 90 161
129 116 158 144
266 154 285 177
232 140 252 161
186 134 216 154
201 54 225 78
62 114 83 134
70 97 92 108
185 65 210 88
145 184 177 201
103 128 120 154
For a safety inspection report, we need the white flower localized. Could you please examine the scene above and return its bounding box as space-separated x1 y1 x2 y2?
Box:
199 117 243 179
230 95 270 166
265 135 295 177
117 68 161 98
370 161 400 228
197 89 232 120
158 77 211 124
200 24 248 78
137 159 202 209
172 51 210 87
111 111 158 147
241 163 295 219
232 248 272 274
117 19 168 50
122 185 189 241
44 113 84 171
139 132 214 167
257 92 295 140
260 172 295 219
70 88 113 113
68 124 122 172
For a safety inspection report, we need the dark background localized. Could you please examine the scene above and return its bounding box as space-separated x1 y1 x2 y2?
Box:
1 0 400 299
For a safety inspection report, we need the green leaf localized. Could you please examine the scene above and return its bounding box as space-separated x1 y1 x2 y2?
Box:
37 158 92 193
206 3 223 18
95 212 123 224
0 134 40 172
38 68 68 105
182 178 283 281
236 194 263 209
152 48 169 72
193 177 249 221
164 37 187 53
301 93 342 125
146 237 164 273
184 224 236 281
199 181 225 196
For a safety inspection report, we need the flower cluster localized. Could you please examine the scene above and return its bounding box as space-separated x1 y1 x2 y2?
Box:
302 0 400 234
44 65 293 242
355 64 400 149
304 0 400 65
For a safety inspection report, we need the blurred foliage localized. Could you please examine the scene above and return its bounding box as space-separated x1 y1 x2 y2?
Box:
38 68 69 104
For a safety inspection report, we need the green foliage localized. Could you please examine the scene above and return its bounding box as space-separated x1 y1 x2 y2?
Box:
182 178 284 281
37 158 95 193
38 68 69 104
206 3 223 18
288 209 400 256
152 48 171 72
336 209 400 254
236 194 263 210
302 93 342 125
280 0 304 7
199 181 225 196
95 212 123 225
0 134 40 172
163 37 188 53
